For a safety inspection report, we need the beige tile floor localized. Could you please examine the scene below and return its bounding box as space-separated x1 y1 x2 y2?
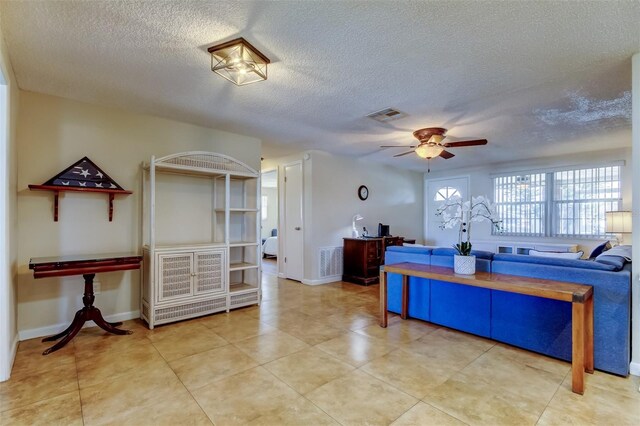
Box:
2 270 640 425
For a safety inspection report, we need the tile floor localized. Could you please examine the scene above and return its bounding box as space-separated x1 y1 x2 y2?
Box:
2 271 640 425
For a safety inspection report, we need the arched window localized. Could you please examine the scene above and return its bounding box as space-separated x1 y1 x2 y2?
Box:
434 186 461 202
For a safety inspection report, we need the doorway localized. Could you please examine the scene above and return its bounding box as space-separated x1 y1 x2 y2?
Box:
260 169 278 276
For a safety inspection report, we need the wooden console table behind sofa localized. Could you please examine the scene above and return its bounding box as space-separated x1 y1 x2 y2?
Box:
379 262 594 395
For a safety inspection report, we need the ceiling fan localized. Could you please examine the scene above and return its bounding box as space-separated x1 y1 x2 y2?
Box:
381 127 487 161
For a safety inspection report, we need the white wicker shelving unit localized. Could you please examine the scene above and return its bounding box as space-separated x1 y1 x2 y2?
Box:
141 152 261 329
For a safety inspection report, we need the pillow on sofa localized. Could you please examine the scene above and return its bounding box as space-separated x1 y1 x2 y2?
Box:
595 245 632 269
600 245 632 261
529 249 583 260
589 241 612 259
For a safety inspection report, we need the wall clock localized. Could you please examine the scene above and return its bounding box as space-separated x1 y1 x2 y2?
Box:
358 185 369 201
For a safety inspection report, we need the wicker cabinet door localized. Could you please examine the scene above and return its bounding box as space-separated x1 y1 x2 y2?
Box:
194 250 225 295
158 253 194 302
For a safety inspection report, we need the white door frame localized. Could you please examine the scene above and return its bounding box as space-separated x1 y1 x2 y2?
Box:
424 174 470 244
260 167 278 269
281 160 304 281
0 66 10 381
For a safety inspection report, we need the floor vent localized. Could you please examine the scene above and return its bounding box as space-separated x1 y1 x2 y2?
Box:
319 246 343 278
366 107 408 123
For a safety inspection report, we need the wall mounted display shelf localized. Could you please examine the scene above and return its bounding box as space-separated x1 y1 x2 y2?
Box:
29 156 132 221
141 151 261 328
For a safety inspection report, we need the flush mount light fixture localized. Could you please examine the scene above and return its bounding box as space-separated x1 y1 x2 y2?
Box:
208 37 270 86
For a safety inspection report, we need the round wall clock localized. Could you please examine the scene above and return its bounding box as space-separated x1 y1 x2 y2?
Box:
358 185 369 201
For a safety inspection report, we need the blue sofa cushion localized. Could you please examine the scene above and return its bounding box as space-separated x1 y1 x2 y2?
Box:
594 255 627 270
431 247 494 260
594 245 631 270
493 253 619 271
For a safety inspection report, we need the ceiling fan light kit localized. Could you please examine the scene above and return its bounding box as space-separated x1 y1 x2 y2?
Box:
382 127 488 165
208 37 270 86
415 144 443 159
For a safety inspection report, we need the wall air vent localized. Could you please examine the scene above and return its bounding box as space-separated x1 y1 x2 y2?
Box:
366 107 408 123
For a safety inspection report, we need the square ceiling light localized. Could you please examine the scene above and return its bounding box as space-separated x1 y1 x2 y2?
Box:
208 37 270 86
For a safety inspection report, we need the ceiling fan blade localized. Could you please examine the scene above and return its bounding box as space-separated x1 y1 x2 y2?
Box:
443 139 488 148
393 150 415 157
439 150 455 159
380 145 416 148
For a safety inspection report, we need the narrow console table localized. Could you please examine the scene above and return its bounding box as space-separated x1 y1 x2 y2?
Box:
29 253 143 355
379 262 593 395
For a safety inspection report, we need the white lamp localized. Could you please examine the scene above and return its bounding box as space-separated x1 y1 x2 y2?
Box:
352 214 364 238
605 211 632 245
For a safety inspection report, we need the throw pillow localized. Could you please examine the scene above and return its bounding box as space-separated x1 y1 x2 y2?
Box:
529 250 584 260
589 241 612 259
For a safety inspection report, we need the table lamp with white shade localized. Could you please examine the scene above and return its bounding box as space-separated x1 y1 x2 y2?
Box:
352 214 364 238
605 211 632 245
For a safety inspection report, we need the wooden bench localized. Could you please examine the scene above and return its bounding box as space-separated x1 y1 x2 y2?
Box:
379 262 594 395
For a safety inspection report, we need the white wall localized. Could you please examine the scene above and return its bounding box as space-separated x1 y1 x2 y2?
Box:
423 145 632 255
263 150 424 283
0 14 19 381
16 91 260 338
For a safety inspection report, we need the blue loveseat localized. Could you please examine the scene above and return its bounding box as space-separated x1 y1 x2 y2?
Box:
384 246 632 376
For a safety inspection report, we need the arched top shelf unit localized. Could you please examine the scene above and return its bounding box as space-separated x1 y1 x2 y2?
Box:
141 150 261 329
147 151 258 178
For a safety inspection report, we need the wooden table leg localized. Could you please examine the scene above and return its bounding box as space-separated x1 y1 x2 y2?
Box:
572 301 585 394
41 273 131 355
379 268 388 328
401 275 408 320
585 295 594 374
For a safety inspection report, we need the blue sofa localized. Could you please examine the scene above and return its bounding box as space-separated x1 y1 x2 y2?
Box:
384 246 632 376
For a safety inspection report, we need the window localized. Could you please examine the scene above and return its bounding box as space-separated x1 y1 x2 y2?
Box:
261 195 268 220
493 165 621 238
553 167 621 237
494 173 546 236
434 186 461 202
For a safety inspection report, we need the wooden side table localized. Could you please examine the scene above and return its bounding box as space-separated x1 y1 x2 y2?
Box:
28 253 143 355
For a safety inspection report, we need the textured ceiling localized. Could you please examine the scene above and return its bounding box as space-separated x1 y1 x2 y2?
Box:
1 1 639 172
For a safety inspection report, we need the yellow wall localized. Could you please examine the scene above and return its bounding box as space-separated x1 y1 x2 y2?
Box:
16 91 260 337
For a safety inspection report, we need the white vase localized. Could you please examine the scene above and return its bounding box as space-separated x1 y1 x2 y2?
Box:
454 255 476 275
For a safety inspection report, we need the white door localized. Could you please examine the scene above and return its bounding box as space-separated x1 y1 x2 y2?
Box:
425 176 469 246
283 162 304 281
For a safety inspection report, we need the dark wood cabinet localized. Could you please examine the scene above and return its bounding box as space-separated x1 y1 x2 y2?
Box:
342 237 405 285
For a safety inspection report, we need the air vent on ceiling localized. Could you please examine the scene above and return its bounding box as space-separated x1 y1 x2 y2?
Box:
366 107 408 123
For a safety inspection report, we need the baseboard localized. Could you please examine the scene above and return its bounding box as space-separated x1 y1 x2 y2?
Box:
630 361 640 377
18 310 140 341
301 275 342 286
277 272 285 279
